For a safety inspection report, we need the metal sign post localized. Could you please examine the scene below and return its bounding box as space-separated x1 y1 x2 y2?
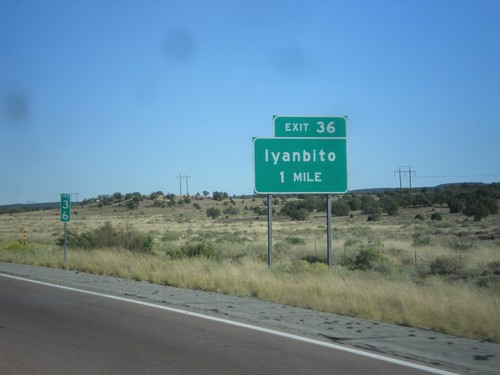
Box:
60 194 71 265
327 194 333 268
267 194 273 269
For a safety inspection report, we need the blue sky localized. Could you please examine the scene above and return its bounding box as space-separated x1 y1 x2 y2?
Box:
1 0 499 204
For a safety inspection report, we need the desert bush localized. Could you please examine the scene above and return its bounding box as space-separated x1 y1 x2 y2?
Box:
448 241 475 251
430 256 462 275
487 260 500 275
414 214 425 221
281 202 310 221
206 207 221 219
182 242 215 258
223 206 239 215
162 231 180 242
4 241 25 250
331 200 350 217
58 222 153 253
348 196 362 211
284 237 305 245
431 212 442 221
380 196 399 216
352 247 387 271
412 233 431 246
154 199 165 208
212 191 228 201
301 255 325 264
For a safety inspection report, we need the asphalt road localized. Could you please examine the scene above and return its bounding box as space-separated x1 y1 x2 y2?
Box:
1 274 452 375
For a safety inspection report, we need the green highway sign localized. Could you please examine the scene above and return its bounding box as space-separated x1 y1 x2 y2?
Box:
273 115 347 138
253 137 347 194
60 193 71 222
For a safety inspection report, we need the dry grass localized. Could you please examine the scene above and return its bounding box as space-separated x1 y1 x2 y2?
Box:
1 196 499 342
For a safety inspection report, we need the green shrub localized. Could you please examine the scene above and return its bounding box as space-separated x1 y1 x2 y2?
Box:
4 241 25 250
414 214 425 221
58 222 153 253
431 212 442 221
352 248 385 271
412 233 431 246
206 207 221 219
285 237 305 245
281 203 310 221
487 260 500 275
430 256 461 275
182 242 215 258
162 231 180 242
331 200 351 217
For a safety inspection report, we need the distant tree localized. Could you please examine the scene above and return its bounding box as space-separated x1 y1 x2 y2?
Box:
206 207 221 219
462 188 498 221
447 196 465 214
380 196 399 216
112 192 123 202
331 200 350 217
98 194 113 206
361 195 380 215
281 202 310 221
348 196 362 211
212 191 228 201
153 199 165 208
150 191 164 200
223 206 239 215
203 190 210 197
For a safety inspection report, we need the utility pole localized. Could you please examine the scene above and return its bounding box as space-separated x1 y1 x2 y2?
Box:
176 174 183 195
184 173 191 196
71 192 79 204
394 167 403 198
394 166 416 200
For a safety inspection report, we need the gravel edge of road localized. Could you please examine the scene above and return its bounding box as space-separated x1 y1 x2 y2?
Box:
1 262 498 375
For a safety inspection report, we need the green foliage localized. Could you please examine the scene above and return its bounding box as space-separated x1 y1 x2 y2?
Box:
284 237 305 245
193 203 201 210
153 199 165 208
352 247 386 271
126 199 140 209
348 196 362 211
162 231 180 242
149 191 164 200
223 205 239 215
281 202 310 221
380 196 399 216
361 195 381 221
462 188 498 221
212 191 229 201
113 192 123 201
183 242 215 258
4 241 26 250
206 207 221 219
412 233 431 246
487 260 500 275
167 241 215 259
429 256 462 275
431 212 442 221
331 200 350 217
414 214 425 221
58 222 153 253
